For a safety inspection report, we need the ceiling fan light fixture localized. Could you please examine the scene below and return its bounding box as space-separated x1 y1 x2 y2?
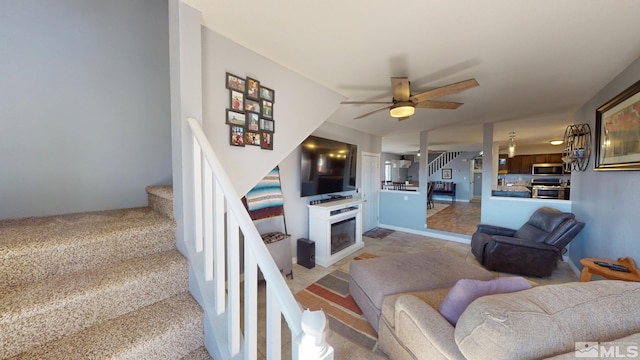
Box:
389 102 415 118
549 140 564 146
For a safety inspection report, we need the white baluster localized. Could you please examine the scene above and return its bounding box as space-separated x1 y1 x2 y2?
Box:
298 309 334 360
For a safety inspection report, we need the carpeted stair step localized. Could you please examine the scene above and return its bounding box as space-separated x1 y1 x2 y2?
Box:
6 292 203 360
146 185 174 220
0 250 188 359
0 207 176 290
180 346 214 360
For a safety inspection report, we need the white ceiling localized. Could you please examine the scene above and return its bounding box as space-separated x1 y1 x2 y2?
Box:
185 0 640 154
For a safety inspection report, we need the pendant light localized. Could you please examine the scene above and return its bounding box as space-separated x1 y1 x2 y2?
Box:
508 132 516 158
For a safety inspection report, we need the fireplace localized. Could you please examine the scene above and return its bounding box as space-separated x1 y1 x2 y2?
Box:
331 217 356 255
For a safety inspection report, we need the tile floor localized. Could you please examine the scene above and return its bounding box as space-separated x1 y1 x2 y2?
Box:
427 200 481 236
277 230 579 359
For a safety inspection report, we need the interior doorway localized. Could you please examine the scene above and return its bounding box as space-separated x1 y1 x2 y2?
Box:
361 152 380 232
425 151 482 236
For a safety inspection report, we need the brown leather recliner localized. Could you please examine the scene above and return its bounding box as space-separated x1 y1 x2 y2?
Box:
471 207 585 277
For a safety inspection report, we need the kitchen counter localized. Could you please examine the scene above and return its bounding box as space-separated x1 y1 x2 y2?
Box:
492 185 530 198
492 185 530 193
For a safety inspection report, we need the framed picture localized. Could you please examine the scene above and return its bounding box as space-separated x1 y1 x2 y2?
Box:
226 73 245 92
245 98 260 113
244 131 261 146
226 109 245 126
246 111 260 132
261 131 273 150
260 86 275 102
442 168 452 179
260 118 274 132
246 77 260 100
262 100 273 118
595 80 640 170
230 125 245 147
230 90 244 111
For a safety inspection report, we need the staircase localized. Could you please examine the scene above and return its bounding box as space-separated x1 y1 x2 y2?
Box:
0 186 209 359
428 151 462 176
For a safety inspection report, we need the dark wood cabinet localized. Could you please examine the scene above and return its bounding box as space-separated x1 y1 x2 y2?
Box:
503 153 562 174
532 154 548 163
519 155 533 174
509 156 522 174
548 153 562 163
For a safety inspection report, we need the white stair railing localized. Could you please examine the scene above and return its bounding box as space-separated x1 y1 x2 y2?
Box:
428 151 462 176
185 117 333 360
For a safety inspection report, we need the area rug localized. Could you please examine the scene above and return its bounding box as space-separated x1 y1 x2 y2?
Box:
295 253 381 350
427 202 450 218
362 227 394 239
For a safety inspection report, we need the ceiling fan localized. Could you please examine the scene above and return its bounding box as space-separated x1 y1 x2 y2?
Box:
341 77 479 121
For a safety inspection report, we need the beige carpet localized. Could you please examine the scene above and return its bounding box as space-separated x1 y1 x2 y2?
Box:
427 202 450 218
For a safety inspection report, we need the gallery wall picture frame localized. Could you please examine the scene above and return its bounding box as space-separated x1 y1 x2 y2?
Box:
260 86 275 102
226 73 246 92
230 90 244 111
595 79 640 171
245 99 260 113
230 125 245 147
260 118 274 132
226 109 245 126
442 168 452 179
246 111 260 132
246 77 260 100
262 100 273 118
245 131 261 146
261 131 273 150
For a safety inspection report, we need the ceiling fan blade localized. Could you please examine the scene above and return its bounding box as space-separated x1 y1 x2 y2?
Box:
341 100 393 105
415 100 464 109
391 77 411 101
354 106 392 119
409 78 479 103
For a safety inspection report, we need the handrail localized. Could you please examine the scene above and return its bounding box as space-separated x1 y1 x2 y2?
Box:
428 151 462 176
185 117 333 359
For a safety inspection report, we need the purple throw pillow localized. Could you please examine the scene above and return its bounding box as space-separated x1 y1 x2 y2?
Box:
438 277 532 325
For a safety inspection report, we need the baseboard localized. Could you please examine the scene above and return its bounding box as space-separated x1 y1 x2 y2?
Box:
564 255 581 278
377 223 471 244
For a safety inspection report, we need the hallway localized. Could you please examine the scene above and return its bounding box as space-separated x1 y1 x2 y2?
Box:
426 200 481 236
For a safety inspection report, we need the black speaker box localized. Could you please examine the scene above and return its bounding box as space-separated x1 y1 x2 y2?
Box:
297 238 315 269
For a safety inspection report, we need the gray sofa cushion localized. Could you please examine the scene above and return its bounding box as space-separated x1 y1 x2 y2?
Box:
455 281 640 360
349 251 494 329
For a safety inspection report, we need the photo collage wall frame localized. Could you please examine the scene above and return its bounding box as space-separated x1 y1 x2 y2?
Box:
225 73 275 150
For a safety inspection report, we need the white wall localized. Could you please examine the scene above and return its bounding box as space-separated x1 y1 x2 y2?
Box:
0 0 172 219
200 29 344 197
569 55 640 265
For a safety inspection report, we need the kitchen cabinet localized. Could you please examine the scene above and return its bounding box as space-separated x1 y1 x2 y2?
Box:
509 156 521 174
532 153 562 164
519 155 533 174
501 153 562 174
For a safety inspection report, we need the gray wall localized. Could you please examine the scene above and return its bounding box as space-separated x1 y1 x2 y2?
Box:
569 55 640 265
1 1 172 219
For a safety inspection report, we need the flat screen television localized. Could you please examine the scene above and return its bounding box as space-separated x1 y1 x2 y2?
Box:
300 135 357 197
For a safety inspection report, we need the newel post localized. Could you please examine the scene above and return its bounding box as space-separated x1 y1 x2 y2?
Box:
298 309 334 360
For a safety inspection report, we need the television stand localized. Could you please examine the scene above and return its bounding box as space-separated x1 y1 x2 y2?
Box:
308 198 364 267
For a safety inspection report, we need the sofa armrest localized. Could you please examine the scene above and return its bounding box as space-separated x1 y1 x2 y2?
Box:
394 295 466 360
485 236 560 277
475 224 517 237
490 236 560 252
